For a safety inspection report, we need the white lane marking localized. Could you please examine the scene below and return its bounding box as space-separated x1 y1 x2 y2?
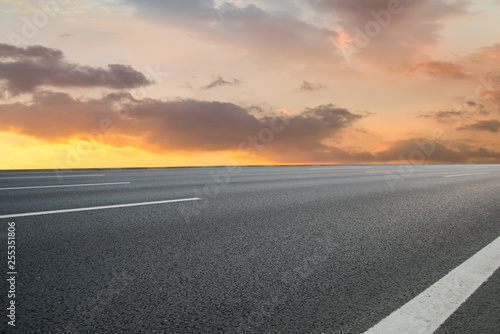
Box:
426 165 489 168
0 170 105 175
0 174 105 180
444 172 488 178
364 235 500 334
0 182 130 191
425 165 465 168
103 169 179 172
0 198 202 219
364 170 399 173
310 167 373 170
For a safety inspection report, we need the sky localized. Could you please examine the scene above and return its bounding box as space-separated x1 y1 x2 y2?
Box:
0 0 499 169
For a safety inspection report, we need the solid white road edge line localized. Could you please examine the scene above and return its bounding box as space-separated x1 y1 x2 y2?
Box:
444 172 488 178
364 235 500 334
0 198 202 219
0 174 105 180
0 182 131 191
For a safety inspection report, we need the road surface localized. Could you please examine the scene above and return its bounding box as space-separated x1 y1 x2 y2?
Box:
1 164 499 333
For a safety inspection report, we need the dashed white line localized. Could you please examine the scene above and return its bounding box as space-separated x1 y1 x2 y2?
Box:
310 167 373 170
365 170 399 173
364 235 500 334
0 198 202 219
0 174 105 180
444 172 488 178
0 182 130 191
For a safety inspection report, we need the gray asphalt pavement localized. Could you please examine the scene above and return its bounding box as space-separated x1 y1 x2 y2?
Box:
1 164 499 333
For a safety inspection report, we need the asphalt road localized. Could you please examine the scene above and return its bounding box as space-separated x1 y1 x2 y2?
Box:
1 164 499 333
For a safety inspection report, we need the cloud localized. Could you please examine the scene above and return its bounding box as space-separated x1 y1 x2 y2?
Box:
472 88 500 117
373 138 500 164
310 0 471 20
0 0 112 14
414 61 469 79
0 91 363 153
313 0 474 66
129 0 341 64
1 91 499 163
419 110 468 121
248 105 264 113
458 119 500 132
130 0 218 23
300 81 327 91
128 0 480 69
268 104 363 151
0 43 63 60
0 43 152 96
374 139 464 163
469 43 500 64
392 42 500 84
203 76 240 89
0 91 126 140
259 136 500 164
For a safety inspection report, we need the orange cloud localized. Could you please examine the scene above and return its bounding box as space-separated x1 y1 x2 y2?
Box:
414 61 469 79
313 0 474 66
1 90 499 166
472 43 500 63
0 91 364 157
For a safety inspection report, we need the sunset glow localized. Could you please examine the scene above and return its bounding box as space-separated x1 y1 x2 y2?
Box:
1 0 500 169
